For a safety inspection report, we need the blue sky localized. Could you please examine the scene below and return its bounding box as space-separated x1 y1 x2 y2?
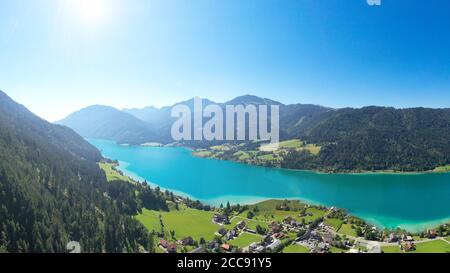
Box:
0 0 449 121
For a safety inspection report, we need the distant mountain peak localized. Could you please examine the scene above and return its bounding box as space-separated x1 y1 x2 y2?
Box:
123 105 160 112
57 103 163 145
172 97 216 107
225 94 284 106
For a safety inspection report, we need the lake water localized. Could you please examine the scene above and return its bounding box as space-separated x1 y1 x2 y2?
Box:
89 139 450 232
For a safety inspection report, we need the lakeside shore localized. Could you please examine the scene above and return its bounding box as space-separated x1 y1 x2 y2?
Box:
191 149 450 175
106 158 449 234
124 140 450 175
106 160 450 254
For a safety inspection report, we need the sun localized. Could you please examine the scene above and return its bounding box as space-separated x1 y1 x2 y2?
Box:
69 0 111 26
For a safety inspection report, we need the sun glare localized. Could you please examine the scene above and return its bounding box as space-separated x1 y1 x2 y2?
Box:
69 0 111 26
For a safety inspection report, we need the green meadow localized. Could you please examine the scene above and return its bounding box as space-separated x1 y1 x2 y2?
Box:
136 206 218 242
324 218 344 230
99 162 135 183
434 165 450 172
381 240 450 253
411 240 450 253
381 245 402 253
229 233 263 248
329 246 348 253
283 244 310 253
337 224 358 237
239 200 326 224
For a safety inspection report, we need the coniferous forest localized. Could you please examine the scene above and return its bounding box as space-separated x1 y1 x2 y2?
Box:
0 90 167 253
281 107 450 172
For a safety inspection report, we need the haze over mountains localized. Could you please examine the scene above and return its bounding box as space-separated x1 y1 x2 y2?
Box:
58 94 450 172
58 95 332 145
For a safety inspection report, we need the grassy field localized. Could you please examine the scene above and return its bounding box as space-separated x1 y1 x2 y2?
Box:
234 151 251 161
300 207 326 223
411 240 450 253
260 139 311 152
238 200 326 226
229 233 263 248
283 244 310 253
381 245 402 253
257 154 278 161
434 165 450 172
136 199 326 251
329 246 347 253
337 224 357 237
136 206 219 242
279 139 304 148
324 218 344 230
297 144 321 155
99 162 135 183
381 240 450 253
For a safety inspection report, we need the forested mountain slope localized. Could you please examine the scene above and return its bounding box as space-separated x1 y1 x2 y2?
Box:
0 90 160 253
283 106 450 172
57 105 163 145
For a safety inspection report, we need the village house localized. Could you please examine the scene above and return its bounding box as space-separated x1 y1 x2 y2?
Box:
388 233 398 243
267 239 281 251
181 236 194 246
207 241 220 250
268 222 283 233
249 242 258 251
427 229 437 239
236 221 247 230
263 235 274 246
159 239 169 248
167 243 177 253
273 233 286 240
402 235 414 242
213 214 230 225
218 227 227 236
226 229 238 240
221 243 231 252
402 242 416 252
254 245 265 253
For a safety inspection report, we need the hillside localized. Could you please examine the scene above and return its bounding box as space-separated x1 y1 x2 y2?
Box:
283 106 450 172
57 105 163 145
0 90 155 253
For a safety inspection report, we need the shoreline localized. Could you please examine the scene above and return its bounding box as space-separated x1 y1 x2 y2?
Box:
115 140 450 175
91 139 450 234
108 156 449 233
191 150 450 176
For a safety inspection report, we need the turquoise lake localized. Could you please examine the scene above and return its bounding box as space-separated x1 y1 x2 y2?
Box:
89 139 450 232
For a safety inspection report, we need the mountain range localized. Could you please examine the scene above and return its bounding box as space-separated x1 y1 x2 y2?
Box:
57 95 332 144
57 94 450 172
